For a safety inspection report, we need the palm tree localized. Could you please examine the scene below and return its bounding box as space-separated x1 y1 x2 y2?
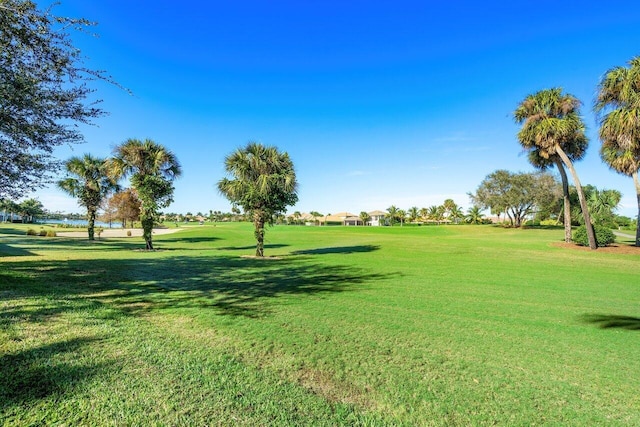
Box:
218 142 298 257
310 211 322 226
419 207 429 223
527 145 584 242
466 206 485 224
359 211 370 226
514 88 597 249
408 206 419 223
386 205 399 226
595 57 640 246
58 154 118 240
587 188 621 226
109 138 182 250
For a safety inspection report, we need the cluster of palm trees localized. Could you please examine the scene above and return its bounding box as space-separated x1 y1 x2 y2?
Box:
57 138 181 249
514 56 640 249
384 201 485 225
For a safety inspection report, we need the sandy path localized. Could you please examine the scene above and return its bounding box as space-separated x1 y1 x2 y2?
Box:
55 228 183 238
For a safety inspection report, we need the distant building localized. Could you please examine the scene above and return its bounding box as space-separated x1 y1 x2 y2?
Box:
367 210 387 226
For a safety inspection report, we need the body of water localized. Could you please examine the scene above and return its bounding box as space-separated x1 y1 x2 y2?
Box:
42 219 123 228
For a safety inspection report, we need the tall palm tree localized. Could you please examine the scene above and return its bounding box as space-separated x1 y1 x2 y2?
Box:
310 211 322 226
109 138 182 250
527 144 585 242
218 142 298 257
514 88 597 249
58 154 118 240
595 56 640 246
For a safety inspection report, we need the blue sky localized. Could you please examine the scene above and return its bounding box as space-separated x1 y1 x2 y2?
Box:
37 1 640 217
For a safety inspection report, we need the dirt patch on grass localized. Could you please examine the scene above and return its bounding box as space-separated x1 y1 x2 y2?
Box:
551 242 640 255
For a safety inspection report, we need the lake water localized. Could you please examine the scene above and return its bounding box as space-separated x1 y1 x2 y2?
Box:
42 219 123 228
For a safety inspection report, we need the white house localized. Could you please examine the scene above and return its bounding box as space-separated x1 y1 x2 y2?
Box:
367 210 387 226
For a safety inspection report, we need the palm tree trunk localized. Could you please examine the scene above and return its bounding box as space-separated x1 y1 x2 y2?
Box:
556 146 597 249
88 208 96 241
633 171 640 247
254 212 265 257
141 213 154 250
554 158 572 243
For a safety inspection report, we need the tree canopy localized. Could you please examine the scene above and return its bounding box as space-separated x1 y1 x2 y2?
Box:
218 142 298 257
0 0 118 199
469 170 561 227
595 56 640 246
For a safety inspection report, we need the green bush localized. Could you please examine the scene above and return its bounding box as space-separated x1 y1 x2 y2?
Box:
26 228 37 236
39 229 47 236
573 225 616 247
126 230 132 237
46 230 57 237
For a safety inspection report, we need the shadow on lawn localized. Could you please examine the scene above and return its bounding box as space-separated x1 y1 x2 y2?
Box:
1 254 396 319
218 243 289 251
582 314 640 331
291 245 380 255
0 337 105 411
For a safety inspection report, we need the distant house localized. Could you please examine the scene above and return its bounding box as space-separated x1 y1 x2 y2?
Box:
319 212 363 226
367 210 387 226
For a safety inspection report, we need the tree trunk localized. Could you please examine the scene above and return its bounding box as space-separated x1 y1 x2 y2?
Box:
88 208 96 241
141 213 154 250
254 212 265 257
556 146 597 249
633 171 640 247
554 158 572 243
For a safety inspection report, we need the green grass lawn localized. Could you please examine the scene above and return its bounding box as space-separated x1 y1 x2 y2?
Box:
1 222 639 425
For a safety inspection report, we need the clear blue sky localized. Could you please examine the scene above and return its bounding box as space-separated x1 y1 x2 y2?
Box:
37 0 640 217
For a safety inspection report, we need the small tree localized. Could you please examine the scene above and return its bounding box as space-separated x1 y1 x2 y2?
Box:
107 188 141 228
58 154 118 240
218 142 298 257
359 211 371 226
18 198 44 223
109 139 181 250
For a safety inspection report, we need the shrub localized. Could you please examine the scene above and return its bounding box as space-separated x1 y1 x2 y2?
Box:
573 225 616 247
26 228 37 236
46 230 57 237
126 230 132 237
39 229 47 236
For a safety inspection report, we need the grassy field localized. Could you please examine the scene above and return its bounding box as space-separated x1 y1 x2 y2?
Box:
1 222 639 425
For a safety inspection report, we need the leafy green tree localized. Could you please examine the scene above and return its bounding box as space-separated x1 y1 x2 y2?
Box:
218 142 298 257
0 0 120 199
470 170 561 227
515 88 597 248
17 198 44 223
109 139 182 250
595 56 640 246
58 154 118 240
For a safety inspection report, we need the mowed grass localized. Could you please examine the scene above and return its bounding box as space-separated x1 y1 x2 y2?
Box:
1 222 639 425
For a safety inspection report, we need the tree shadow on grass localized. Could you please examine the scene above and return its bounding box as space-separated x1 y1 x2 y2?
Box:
0 337 106 411
218 243 289 251
291 245 381 255
1 254 398 319
581 314 640 331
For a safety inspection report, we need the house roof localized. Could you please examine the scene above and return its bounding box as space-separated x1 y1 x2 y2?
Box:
368 210 386 216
